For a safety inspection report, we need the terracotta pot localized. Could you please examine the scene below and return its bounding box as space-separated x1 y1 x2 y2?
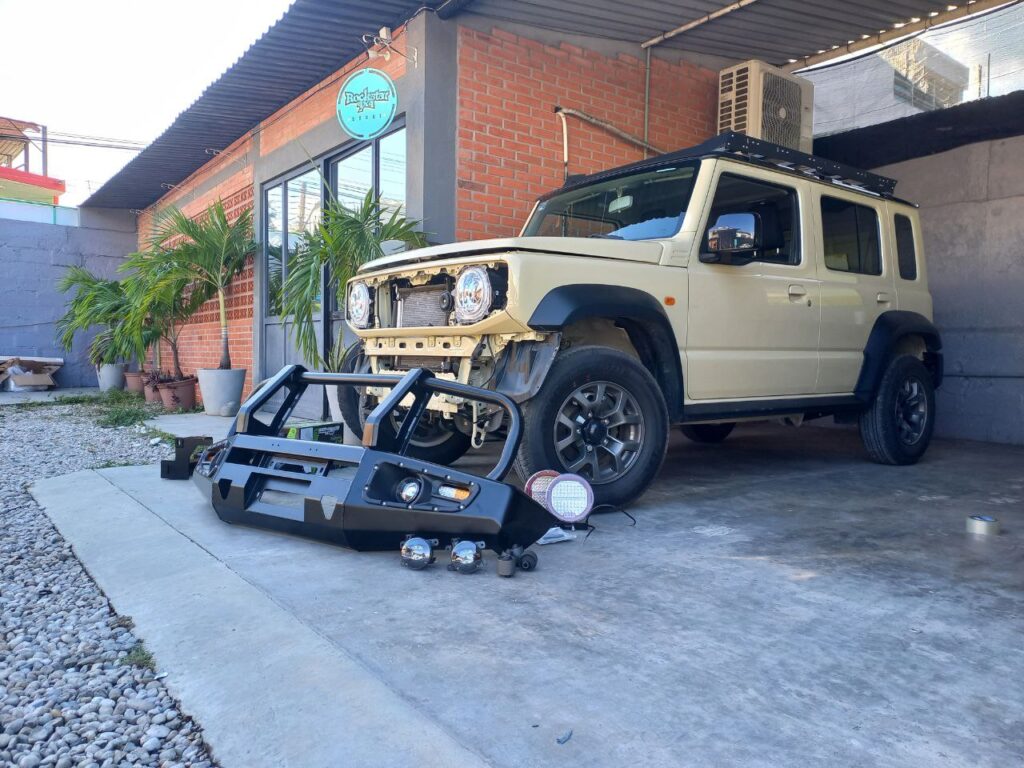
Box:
158 377 196 411
124 371 145 394
143 381 161 403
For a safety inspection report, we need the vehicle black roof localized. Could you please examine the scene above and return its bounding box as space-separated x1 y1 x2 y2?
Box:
541 131 912 206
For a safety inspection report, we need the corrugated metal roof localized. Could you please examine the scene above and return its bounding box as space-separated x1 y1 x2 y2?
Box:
466 0 957 62
84 0 432 209
87 0 963 210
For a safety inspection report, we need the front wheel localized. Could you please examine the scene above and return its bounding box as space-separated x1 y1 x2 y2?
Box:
859 354 936 465
513 346 669 509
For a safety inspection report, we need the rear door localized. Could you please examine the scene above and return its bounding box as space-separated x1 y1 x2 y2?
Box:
685 164 820 400
812 188 896 393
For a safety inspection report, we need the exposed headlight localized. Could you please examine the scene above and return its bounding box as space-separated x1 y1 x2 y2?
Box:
347 282 372 328
400 537 434 570
454 266 492 324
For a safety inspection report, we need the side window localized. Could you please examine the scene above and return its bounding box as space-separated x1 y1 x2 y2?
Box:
705 174 800 265
820 196 882 275
894 214 918 280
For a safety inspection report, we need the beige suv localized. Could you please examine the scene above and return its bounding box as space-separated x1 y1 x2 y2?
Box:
339 134 943 507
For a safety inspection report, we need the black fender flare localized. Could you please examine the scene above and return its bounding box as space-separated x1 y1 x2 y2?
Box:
528 284 684 420
855 310 943 400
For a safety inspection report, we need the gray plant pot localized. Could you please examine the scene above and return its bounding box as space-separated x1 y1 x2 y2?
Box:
96 363 126 392
197 368 246 416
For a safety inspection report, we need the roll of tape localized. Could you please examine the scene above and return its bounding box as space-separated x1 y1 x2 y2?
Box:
966 514 1000 535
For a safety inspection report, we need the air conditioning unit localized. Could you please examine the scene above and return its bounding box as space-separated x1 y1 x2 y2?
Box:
718 60 814 153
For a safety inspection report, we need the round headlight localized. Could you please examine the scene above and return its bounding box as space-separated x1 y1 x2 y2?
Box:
347 282 372 328
454 267 493 324
449 540 482 574
545 473 594 524
396 477 423 504
400 537 434 570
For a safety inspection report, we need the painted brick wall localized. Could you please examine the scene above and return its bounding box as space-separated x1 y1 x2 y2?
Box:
455 26 719 240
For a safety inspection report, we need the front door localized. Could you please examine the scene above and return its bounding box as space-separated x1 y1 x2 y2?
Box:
685 166 820 400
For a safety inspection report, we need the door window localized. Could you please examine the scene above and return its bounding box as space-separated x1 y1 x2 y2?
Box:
265 185 284 316
820 196 882 275
705 174 800 265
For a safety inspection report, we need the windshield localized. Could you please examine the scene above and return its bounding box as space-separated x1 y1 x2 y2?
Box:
523 162 699 240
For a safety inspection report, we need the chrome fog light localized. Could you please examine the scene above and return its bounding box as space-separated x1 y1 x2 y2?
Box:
396 477 423 504
448 540 482 573
400 537 434 570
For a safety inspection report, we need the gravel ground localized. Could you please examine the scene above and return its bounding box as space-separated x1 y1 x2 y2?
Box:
0 402 219 768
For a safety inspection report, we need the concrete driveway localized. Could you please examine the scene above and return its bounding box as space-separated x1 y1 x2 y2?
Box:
32 425 1024 768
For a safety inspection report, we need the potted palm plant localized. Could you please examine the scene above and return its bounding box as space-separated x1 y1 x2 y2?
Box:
283 190 426 419
148 201 257 416
56 266 133 392
119 250 210 411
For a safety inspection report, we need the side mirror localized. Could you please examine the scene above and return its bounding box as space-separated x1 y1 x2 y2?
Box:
701 212 759 266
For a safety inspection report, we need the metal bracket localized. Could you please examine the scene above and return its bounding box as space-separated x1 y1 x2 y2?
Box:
160 436 213 480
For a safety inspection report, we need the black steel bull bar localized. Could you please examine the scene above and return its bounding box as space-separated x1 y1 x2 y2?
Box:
192 365 556 553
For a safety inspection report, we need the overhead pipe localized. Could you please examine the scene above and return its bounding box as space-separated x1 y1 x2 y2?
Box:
642 0 759 49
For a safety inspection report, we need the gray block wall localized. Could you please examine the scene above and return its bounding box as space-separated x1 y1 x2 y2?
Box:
876 136 1024 445
0 216 137 387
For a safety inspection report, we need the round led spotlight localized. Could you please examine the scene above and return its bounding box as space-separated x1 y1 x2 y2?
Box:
396 477 423 504
449 540 482 574
524 470 560 509
400 537 434 570
545 473 594 524
347 282 372 328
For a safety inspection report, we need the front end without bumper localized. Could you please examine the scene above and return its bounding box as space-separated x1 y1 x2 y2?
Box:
192 365 557 553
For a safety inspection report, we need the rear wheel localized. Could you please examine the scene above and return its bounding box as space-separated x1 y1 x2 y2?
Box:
859 354 935 465
514 346 669 508
681 423 735 443
335 344 471 465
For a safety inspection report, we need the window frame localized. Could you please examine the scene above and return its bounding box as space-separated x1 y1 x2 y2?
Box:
702 171 803 267
819 194 884 277
259 118 407 321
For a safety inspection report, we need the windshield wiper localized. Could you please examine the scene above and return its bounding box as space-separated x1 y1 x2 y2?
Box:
588 233 623 239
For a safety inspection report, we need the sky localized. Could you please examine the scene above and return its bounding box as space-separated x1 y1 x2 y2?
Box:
0 0 295 207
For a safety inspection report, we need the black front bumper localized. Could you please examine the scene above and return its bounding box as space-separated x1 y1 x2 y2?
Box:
192 365 557 553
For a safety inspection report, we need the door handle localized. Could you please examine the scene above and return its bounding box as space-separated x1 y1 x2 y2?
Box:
877 292 892 304
788 284 807 297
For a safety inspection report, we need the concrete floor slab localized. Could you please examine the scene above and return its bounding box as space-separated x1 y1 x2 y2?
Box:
144 412 236 440
0 386 98 405
33 425 1024 767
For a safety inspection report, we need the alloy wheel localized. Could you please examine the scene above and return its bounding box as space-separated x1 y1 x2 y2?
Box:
894 376 928 446
553 381 645 484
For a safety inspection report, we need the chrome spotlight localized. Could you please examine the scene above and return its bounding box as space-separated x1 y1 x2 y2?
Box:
449 540 482 574
400 537 434 570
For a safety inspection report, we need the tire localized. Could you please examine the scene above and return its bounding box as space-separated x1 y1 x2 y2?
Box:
859 354 936 465
513 345 669 508
334 344 471 466
681 422 735 443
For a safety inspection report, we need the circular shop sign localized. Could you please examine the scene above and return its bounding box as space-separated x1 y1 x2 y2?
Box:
336 68 398 140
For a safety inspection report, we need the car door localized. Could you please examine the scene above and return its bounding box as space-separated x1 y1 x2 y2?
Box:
812 188 897 394
685 164 820 400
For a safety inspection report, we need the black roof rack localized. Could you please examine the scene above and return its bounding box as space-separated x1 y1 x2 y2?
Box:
545 131 901 202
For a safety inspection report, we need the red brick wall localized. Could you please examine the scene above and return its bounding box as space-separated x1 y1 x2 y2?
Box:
455 26 719 240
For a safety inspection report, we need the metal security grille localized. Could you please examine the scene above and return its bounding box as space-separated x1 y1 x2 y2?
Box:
761 71 803 149
397 285 449 328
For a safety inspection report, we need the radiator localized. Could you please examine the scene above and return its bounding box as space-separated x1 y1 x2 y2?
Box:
398 285 449 328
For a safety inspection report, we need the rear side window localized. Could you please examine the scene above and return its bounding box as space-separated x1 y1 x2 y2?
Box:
894 214 918 280
820 196 882 275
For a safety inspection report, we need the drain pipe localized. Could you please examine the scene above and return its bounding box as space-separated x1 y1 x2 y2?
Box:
554 106 664 178
555 108 570 181
643 48 652 159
